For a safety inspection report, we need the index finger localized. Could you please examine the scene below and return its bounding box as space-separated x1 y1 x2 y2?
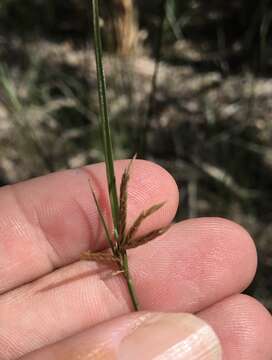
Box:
0 160 178 294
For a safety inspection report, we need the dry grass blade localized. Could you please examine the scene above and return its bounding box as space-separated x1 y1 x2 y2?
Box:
81 250 118 263
125 224 171 250
125 202 166 244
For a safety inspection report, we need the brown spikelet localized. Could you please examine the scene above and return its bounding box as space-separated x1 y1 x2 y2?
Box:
81 250 118 263
118 156 136 246
125 224 171 250
125 202 166 244
118 166 129 244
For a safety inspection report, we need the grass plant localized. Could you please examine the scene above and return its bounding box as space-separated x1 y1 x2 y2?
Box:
0 63 78 175
82 0 169 311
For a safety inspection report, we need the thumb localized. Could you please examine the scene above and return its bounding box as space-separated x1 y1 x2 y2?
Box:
21 312 222 360
118 313 222 360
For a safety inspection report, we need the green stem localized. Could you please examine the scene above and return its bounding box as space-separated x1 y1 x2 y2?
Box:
91 0 140 311
92 0 119 232
122 252 139 311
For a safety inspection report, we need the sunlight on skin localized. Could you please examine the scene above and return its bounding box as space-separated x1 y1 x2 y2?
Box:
0 161 271 359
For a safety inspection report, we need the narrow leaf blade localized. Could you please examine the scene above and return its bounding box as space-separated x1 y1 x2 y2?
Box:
88 179 114 252
92 0 119 235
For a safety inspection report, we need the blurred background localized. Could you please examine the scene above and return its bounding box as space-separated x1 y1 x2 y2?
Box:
0 0 271 310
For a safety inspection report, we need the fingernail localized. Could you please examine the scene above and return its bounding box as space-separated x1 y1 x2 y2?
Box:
118 313 222 360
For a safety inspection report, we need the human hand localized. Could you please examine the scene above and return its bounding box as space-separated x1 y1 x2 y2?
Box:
0 160 271 359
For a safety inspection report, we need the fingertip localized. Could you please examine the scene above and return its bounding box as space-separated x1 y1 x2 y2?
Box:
131 217 258 313
199 294 272 360
187 217 258 293
211 218 258 290
126 159 180 220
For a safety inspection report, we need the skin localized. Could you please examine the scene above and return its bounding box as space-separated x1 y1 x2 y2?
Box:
0 160 271 359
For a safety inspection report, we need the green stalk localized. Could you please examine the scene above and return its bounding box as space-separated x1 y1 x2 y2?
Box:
91 0 139 311
122 252 139 311
92 0 119 234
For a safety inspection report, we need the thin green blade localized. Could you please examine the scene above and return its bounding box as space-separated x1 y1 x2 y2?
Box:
91 0 119 236
88 180 115 253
